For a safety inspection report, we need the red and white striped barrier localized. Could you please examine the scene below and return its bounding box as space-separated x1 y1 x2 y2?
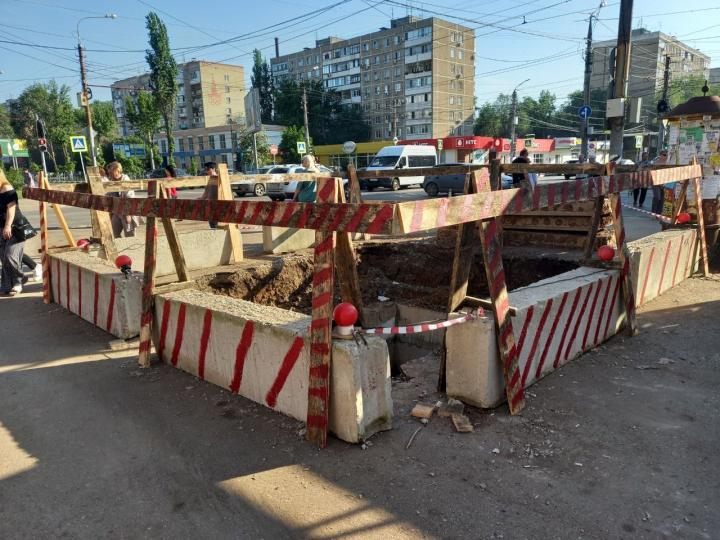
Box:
360 309 483 335
154 289 392 444
48 253 142 339
621 202 672 224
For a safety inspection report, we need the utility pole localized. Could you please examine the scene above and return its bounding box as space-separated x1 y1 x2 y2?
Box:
656 55 671 156
392 101 398 139
78 43 97 167
609 0 633 159
580 14 594 159
302 87 311 151
510 88 519 158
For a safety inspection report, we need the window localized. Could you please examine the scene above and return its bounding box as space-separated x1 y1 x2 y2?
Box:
394 35 401 45
394 66 401 77
226 97 231 104
231 131 238 147
385 38 390 47
188 137 194 152
225 85 230 93
363 42 369 52
209 135 216 150
394 82 402 92
160 140 167 153
533 154 543 164
384 69 390 79
226 108 232 115
224 74 230 82
219 134 226 148
408 155 435 167
373 40 378 49
450 48 455 59
458 50 464 60
197 136 204 151
405 27 432 40
178 138 185 152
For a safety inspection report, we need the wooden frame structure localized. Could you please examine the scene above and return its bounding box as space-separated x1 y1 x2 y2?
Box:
26 162 706 447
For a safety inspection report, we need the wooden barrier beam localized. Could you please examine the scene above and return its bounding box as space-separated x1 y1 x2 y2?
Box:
217 164 243 263
39 173 75 247
37 171 51 304
87 168 117 260
693 176 710 277
157 183 190 282
138 180 159 368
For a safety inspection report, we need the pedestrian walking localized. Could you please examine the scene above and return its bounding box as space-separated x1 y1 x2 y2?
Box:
511 148 530 187
293 154 320 202
0 170 27 295
633 151 651 208
200 162 219 228
652 150 668 214
22 168 36 189
164 165 179 199
106 161 138 238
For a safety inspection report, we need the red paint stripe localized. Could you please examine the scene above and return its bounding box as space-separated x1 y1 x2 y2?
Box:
560 181 569 204
312 267 333 287
266 336 305 408
366 205 394 234
435 197 449 228
312 291 332 310
278 202 297 227
235 201 249 224
345 204 369 232
574 179 581 201
521 299 554 389
592 276 614 346
77 266 82 316
532 186 540 209
158 300 171 359
315 236 334 256
510 386 525 410
639 246 656 305
296 204 314 229
309 205 333 230
306 414 328 428
656 240 672 297
535 292 569 379
310 364 329 379
248 202 264 225
106 280 116 332
197 309 213 380
553 287 583 369
490 269 506 297
411 201 424 232
318 179 335 200
547 183 556 208
54 259 60 303
671 239 683 287
311 317 330 330
563 282 595 362
327 204 348 231
93 273 99 326
311 342 330 355
229 321 255 393
581 277 605 351
602 276 623 340
512 191 523 213
170 303 187 367
65 261 70 310
514 306 535 366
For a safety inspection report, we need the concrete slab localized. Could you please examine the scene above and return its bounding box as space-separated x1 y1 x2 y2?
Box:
262 226 315 254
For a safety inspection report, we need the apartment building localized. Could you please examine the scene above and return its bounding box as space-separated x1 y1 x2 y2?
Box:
111 60 246 137
590 29 710 103
271 16 475 141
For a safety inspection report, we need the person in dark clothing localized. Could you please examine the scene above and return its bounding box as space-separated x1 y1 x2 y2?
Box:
633 151 650 207
200 162 219 229
0 170 25 295
511 148 530 186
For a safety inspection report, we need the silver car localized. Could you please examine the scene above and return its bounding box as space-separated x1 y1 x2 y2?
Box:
422 164 512 196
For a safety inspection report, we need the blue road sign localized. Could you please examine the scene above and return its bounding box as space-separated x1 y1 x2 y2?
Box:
578 105 592 119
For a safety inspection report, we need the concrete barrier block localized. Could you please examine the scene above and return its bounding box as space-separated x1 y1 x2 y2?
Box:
263 226 315 254
113 229 232 277
628 229 698 307
48 252 142 339
445 313 502 408
153 290 392 443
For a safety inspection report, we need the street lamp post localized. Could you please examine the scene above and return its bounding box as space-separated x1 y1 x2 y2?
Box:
509 78 530 159
76 13 117 167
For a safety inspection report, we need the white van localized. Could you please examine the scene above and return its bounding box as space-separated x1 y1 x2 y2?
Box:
361 145 437 191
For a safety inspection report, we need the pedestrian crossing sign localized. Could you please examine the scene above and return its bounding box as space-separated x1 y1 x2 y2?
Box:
70 135 87 153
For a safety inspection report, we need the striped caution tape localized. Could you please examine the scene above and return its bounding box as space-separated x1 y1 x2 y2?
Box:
621 203 672 224
359 309 484 335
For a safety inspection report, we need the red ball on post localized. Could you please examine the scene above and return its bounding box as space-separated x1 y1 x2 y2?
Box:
333 302 358 327
676 212 691 224
76 238 90 251
597 245 615 262
115 254 132 269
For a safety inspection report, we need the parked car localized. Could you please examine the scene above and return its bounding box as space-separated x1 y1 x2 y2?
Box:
233 165 273 197
563 159 580 179
265 164 336 201
361 145 437 191
148 167 190 178
422 165 513 197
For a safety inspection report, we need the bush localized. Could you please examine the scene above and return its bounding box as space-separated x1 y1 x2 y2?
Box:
3 168 24 191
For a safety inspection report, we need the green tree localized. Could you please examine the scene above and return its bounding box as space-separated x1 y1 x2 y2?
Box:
8 81 76 171
237 130 270 171
251 49 274 123
124 92 161 169
473 94 513 137
188 156 199 176
0 103 13 138
145 12 178 165
280 125 308 163
89 101 117 140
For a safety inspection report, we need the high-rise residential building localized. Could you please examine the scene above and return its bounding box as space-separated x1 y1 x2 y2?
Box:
111 60 246 137
590 29 710 103
270 16 475 141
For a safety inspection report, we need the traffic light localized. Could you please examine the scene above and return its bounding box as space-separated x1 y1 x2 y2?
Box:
36 118 48 152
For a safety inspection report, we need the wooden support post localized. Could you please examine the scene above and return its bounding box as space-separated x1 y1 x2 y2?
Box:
37 171 51 304
670 180 689 225
479 216 525 414
306 177 337 448
583 196 605 261
347 164 369 241
138 180 159 368
39 172 75 247
438 169 485 391
692 176 710 277
217 164 243 263
607 192 638 336
86 168 116 260
335 178 363 311
489 158 502 191
157 184 190 282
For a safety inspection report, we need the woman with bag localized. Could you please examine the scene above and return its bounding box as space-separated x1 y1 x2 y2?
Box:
1 170 34 296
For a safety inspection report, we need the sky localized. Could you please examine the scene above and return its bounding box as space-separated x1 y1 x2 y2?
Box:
0 0 718 108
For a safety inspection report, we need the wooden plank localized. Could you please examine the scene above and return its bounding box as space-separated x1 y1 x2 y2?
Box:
163 172 334 190
464 295 518 317
583 195 605 261
670 180 689 225
138 180 159 368
334 178 363 313
503 230 588 249
693 176 710 277
356 164 487 179
306 177 337 448
490 159 502 191
86 168 116 260
438 170 483 392
49 181 145 193
37 172 51 304
478 217 525 414
157 182 190 282
217 164 243 263
39 173 75 247
608 192 638 336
